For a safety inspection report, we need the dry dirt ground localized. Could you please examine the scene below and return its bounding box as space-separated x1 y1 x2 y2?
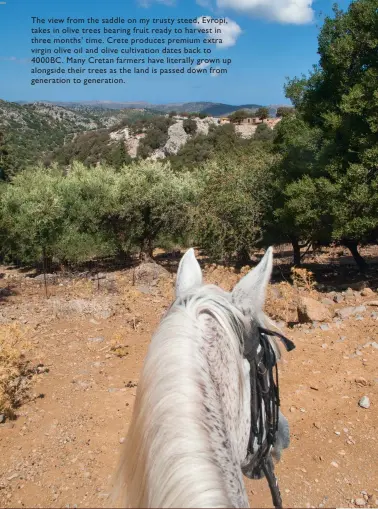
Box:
0 247 377 509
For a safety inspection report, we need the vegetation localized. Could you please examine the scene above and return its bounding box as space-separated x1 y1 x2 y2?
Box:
255 107 269 121
276 106 295 118
228 109 249 124
183 118 198 135
0 0 376 272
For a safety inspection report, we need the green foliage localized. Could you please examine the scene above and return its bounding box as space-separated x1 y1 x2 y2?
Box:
169 123 241 172
283 0 378 250
276 106 295 118
0 160 197 266
254 123 275 142
255 107 269 120
228 109 249 124
192 148 275 263
183 118 197 135
0 132 16 181
136 116 173 159
0 166 66 264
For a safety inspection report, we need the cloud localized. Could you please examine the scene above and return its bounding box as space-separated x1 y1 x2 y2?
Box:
195 61 210 70
137 0 175 7
210 67 221 77
215 0 314 24
195 15 242 48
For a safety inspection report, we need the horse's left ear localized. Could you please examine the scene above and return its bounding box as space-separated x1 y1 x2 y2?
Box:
175 248 203 298
232 247 273 314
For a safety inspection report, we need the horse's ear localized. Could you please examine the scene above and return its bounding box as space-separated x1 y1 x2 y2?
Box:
175 248 203 298
232 247 273 313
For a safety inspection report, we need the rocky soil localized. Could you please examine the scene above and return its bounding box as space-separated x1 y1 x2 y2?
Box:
0 248 377 508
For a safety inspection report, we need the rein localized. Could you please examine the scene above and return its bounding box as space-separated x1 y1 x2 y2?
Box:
242 326 295 509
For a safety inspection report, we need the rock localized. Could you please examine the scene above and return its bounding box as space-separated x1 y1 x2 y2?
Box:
371 311 378 318
355 377 368 386
355 498 366 506
134 262 170 286
358 396 370 409
371 342 378 350
0 414 5 424
355 315 364 321
333 293 344 303
320 323 330 331
119 437 126 444
336 306 360 319
330 461 339 468
164 121 189 155
361 288 375 297
88 336 105 343
321 298 334 306
345 288 355 298
365 300 378 307
297 297 333 323
355 305 366 313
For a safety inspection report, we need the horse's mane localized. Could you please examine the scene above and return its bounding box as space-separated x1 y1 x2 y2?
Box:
112 284 279 508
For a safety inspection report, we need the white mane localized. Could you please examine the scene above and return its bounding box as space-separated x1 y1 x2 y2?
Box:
112 247 284 508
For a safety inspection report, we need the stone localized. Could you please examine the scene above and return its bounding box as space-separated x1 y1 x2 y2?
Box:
0 414 5 424
345 288 355 298
355 498 366 506
371 342 378 350
321 298 334 306
88 336 104 343
297 297 333 323
358 396 370 409
134 262 170 286
355 377 368 387
365 300 378 306
361 288 375 297
336 306 363 319
320 323 330 331
333 294 344 303
119 437 126 444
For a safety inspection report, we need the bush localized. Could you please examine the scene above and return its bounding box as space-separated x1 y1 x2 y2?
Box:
183 118 197 135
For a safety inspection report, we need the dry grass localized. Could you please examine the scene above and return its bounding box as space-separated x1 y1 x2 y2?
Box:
0 324 31 418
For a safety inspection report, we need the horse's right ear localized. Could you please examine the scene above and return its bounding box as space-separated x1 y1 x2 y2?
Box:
232 247 273 314
175 248 203 298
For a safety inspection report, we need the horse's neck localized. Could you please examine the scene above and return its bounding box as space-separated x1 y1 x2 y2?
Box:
119 307 250 508
198 312 251 508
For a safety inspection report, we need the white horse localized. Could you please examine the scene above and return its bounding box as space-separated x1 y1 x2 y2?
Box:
113 247 291 508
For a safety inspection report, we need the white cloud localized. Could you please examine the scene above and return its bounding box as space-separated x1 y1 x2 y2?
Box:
210 67 221 77
216 0 314 24
195 61 210 69
196 15 242 48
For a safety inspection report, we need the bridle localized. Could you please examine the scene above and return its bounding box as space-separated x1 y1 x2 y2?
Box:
242 326 295 509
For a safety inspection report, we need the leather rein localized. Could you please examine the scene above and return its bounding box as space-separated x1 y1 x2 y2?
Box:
242 326 296 509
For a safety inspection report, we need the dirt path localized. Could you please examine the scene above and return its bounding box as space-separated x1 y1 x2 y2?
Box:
0 266 377 508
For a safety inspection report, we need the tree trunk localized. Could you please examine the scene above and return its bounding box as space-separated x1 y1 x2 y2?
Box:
343 239 368 272
42 247 49 299
235 247 251 270
291 236 301 266
139 238 154 262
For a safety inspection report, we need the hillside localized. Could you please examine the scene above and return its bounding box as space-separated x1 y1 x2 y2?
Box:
16 100 286 117
0 100 156 172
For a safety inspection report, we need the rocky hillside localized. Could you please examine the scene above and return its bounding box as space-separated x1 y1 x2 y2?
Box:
0 100 156 171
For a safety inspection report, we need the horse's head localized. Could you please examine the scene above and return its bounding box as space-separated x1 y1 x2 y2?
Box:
175 247 292 501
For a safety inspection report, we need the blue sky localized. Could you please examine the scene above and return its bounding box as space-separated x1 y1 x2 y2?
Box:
0 0 351 105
